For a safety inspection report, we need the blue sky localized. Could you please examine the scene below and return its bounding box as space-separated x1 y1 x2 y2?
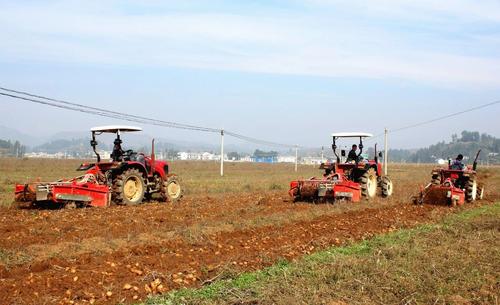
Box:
0 0 499 149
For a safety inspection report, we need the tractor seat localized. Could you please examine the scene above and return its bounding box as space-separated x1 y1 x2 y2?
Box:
134 153 151 172
122 150 137 161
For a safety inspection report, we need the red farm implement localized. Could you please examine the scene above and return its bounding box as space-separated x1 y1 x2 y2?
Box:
289 132 393 203
14 125 183 208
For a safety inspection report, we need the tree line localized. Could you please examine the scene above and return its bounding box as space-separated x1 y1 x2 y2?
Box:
0 139 26 157
389 131 500 164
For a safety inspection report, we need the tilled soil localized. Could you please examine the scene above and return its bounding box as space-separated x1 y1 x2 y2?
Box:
0 191 495 305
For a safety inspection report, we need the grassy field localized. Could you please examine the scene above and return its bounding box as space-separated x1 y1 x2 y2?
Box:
0 157 480 206
145 203 500 305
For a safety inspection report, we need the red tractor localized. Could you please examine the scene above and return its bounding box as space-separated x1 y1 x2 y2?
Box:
289 132 393 203
414 150 484 206
15 125 183 208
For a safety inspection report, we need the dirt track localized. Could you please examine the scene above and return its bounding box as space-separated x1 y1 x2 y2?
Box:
1 190 493 305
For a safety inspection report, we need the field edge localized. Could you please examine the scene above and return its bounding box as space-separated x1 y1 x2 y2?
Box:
143 202 500 305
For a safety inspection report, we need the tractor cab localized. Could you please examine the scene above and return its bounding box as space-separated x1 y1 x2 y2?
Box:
88 125 157 176
326 132 383 180
90 125 142 162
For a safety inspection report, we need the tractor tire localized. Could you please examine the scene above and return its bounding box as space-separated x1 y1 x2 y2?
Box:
465 178 478 203
112 168 146 205
381 176 393 198
359 168 377 199
161 175 183 203
478 185 485 200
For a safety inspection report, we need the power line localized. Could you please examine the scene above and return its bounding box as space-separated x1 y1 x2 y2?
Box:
225 130 298 148
0 86 219 133
0 87 298 148
390 100 500 133
366 100 500 143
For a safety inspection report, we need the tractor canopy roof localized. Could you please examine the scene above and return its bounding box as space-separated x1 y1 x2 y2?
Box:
331 132 373 138
91 125 142 133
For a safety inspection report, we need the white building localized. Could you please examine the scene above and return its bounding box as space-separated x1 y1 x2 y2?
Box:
302 157 324 165
277 155 296 163
178 151 224 161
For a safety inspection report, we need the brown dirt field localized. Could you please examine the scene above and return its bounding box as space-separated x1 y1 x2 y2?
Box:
0 160 498 305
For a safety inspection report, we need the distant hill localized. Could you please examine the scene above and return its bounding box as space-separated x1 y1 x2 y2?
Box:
389 131 500 164
0 126 254 154
0 125 42 146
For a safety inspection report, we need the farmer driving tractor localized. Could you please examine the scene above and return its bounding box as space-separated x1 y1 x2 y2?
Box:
346 144 358 163
451 154 465 170
111 138 124 161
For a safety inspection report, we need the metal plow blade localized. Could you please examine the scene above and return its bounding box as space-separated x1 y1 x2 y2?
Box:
414 184 464 206
14 183 37 202
420 187 450 205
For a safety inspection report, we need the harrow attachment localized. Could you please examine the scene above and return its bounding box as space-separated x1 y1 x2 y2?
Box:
290 175 362 203
14 174 110 208
413 179 465 206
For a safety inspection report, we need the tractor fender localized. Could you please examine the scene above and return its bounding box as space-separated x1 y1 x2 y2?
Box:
118 162 148 178
365 164 380 176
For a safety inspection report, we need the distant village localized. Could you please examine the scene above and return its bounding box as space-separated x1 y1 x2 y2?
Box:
21 149 326 164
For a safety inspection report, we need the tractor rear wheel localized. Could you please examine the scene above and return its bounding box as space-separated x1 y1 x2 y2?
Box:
381 176 393 198
113 168 146 205
465 178 477 202
360 168 377 199
161 175 183 203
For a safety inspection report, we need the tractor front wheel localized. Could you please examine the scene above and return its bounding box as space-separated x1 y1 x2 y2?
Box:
465 178 477 202
381 176 393 198
113 168 146 205
161 175 183 203
360 168 377 199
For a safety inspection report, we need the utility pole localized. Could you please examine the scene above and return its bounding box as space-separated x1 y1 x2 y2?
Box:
220 129 224 177
321 146 324 162
384 128 388 175
295 145 298 172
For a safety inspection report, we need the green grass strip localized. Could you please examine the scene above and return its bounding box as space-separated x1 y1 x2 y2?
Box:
143 203 499 305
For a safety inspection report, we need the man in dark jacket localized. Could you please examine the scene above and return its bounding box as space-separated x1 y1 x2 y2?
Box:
347 144 358 162
451 154 465 170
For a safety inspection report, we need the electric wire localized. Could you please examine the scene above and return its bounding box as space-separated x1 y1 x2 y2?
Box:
389 100 500 133
0 86 219 133
0 87 298 148
366 100 500 143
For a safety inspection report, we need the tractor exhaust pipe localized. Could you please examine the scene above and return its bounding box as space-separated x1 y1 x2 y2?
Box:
473 149 481 171
151 139 155 176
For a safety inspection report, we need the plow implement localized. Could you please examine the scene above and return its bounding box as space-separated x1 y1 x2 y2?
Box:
290 177 361 203
14 174 110 208
413 179 465 206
